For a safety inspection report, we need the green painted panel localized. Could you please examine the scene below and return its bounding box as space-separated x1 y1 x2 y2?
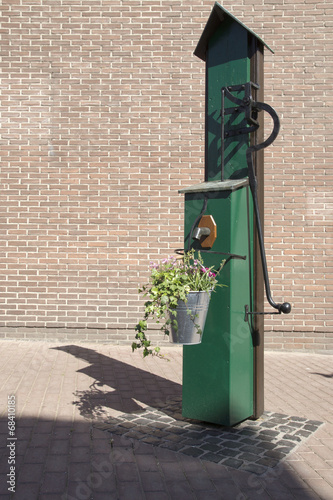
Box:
182 7 260 426
182 186 253 426
229 187 254 424
206 19 251 182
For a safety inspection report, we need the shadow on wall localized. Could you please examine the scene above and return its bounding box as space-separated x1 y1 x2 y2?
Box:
52 345 182 419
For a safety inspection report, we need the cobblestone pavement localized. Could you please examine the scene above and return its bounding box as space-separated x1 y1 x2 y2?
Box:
0 341 332 499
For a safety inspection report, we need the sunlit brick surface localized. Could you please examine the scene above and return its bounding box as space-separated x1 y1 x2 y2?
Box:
0 1 332 350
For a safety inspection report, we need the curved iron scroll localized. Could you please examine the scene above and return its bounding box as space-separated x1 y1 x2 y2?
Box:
222 84 291 315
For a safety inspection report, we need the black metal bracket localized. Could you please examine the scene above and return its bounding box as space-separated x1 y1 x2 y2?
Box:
176 248 246 261
244 305 282 323
199 249 246 260
186 196 247 261
222 82 260 125
221 82 260 177
221 82 291 317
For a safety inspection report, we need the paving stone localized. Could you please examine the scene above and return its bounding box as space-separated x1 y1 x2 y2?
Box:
218 448 240 458
1 342 332 500
167 426 187 435
141 434 164 445
186 472 215 491
308 420 324 426
201 452 223 463
145 492 170 500
44 455 68 472
69 446 90 463
49 439 70 455
165 480 197 500
115 462 140 482
240 462 268 475
151 429 170 438
181 447 205 458
271 412 288 418
222 432 241 440
159 460 186 481
140 470 166 491
239 428 258 436
239 451 262 462
205 435 223 444
279 425 293 432
118 421 136 429
256 456 280 468
143 412 160 420
200 443 221 453
259 443 278 453
261 421 278 429
39 472 67 494
278 439 297 448
52 426 72 439
304 424 321 432
260 429 280 437
149 422 169 431
165 432 187 443
12 482 40 499
96 395 324 477
283 434 303 442
222 457 244 469
159 441 185 452
71 432 92 447
223 440 243 449
135 454 159 472
295 429 312 438
240 444 264 454
16 463 44 483
117 481 145 500
186 430 207 438
68 462 92 482
24 446 49 464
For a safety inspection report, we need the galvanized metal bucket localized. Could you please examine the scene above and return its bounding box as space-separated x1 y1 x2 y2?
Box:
169 291 211 345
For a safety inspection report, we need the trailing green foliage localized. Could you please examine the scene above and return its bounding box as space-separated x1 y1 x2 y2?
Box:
132 250 225 357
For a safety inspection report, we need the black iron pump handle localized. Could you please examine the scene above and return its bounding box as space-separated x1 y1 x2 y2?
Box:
246 101 291 315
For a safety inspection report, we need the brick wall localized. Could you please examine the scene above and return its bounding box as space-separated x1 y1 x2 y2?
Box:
229 0 333 352
0 0 332 352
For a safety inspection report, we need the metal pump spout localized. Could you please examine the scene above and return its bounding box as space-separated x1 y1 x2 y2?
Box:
192 226 211 241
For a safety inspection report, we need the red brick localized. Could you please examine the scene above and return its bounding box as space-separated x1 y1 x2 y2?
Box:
0 0 331 350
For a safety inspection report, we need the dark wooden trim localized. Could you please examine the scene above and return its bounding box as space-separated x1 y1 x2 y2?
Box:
250 38 265 419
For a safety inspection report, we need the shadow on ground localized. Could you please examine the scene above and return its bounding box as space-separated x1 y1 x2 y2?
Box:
53 345 182 418
0 413 322 500
311 372 333 378
27 344 324 500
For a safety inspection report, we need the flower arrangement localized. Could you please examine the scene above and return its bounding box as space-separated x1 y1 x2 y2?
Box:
132 249 225 357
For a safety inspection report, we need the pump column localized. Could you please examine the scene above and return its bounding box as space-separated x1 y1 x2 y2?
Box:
180 4 272 426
